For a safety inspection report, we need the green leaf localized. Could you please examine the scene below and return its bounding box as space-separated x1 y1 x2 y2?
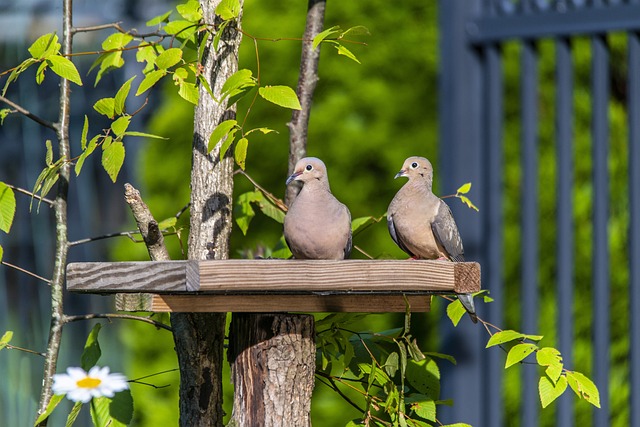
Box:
351 215 380 235
164 20 195 40
157 217 177 230
45 139 54 166
457 182 472 194
411 399 436 422
76 135 99 176
33 394 65 426
91 396 110 427
459 195 479 211
258 85 302 110
31 159 63 212
102 141 126 183
384 351 399 378
3 58 37 96
146 10 172 26
0 182 16 234
136 44 159 73
177 0 202 21
0 245 3 262
216 0 241 20
566 371 601 408
93 51 125 86
221 69 256 100
178 81 199 105
47 55 83 86
81 323 102 370
312 25 341 49
536 347 564 383
93 97 116 118
234 137 248 170
28 33 60 59
255 195 285 224
102 33 133 51
539 374 567 408
80 115 89 150
110 390 134 425
446 298 465 327
339 25 371 39
0 108 12 125
505 343 538 368
114 76 136 115
65 401 82 427
35 61 48 85
0 331 13 350
486 330 526 348
156 48 183 69
213 20 229 51
424 352 456 365
245 127 276 136
123 131 167 140
111 116 131 137
209 119 238 154
136 69 166 96
335 44 361 64
406 358 440 400
235 191 259 235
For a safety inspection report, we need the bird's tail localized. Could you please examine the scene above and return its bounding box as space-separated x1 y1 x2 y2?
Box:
458 294 478 323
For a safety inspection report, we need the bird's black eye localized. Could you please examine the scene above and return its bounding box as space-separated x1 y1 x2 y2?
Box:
410 162 419 169
305 164 313 171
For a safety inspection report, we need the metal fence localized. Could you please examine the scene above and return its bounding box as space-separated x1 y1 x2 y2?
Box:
438 1 640 426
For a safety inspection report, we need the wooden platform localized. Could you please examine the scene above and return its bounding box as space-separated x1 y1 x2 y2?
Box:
66 260 480 313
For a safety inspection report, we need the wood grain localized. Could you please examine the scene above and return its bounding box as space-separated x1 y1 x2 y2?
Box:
149 294 431 313
67 260 480 294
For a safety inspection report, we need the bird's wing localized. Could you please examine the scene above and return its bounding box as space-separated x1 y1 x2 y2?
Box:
387 214 415 257
431 199 465 262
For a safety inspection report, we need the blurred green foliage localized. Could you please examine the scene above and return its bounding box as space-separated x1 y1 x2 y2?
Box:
110 2 632 427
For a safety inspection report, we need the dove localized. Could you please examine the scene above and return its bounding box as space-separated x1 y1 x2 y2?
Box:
284 157 352 260
387 156 477 323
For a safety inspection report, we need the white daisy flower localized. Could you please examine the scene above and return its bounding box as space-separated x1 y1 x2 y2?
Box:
52 366 129 403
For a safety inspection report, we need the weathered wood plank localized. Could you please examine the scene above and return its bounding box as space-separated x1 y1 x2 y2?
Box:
67 260 480 294
148 294 431 313
67 261 199 292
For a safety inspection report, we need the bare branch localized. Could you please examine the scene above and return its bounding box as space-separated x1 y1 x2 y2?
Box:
0 95 57 131
235 168 288 212
1 261 51 285
5 344 46 357
68 230 141 247
63 313 172 332
4 184 54 206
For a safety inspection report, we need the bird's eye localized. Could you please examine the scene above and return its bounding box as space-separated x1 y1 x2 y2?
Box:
410 162 419 169
305 164 313 171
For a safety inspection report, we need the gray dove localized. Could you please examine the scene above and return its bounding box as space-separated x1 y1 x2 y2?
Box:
387 156 477 323
284 157 352 260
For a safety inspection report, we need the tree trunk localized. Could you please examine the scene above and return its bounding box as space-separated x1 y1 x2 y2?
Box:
228 2 325 426
171 2 243 426
228 314 316 427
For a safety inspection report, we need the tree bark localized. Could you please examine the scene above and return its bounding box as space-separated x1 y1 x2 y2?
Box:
228 314 316 427
171 2 243 426
228 2 325 426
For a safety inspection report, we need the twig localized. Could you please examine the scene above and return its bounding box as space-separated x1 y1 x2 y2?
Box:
354 245 374 260
235 169 288 212
71 22 126 34
67 230 141 247
4 184 54 206
0 95 57 131
5 344 46 357
128 368 179 389
63 313 172 332
316 372 364 412
1 261 51 285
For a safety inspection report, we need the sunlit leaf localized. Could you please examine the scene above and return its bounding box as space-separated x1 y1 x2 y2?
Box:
505 343 538 368
47 55 83 86
339 25 371 39
146 10 172 26
177 0 202 22
216 0 241 20
456 182 472 194
35 61 48 85
123 131 167 140
178 81 199 105
539 375 567 408
234 137 248 170
102 141 126 183
411 398 436 422
536 347 564 383
28 33 60 59
136 69 166 96
111 116 131 137
157 217 177 230
0 182 16 234
93 97 116 118
486 330 526 348
0 108 12 125
33 394 64 425
65 401 82 427
220 69 255 100
114 76 136 115
335 44 361 64
101 33 133 51
566 371 600 408
258 85 302 110
209 119 238 154
0 331 13 350
446 298 465 327
156 48 183 69
312 25 341 50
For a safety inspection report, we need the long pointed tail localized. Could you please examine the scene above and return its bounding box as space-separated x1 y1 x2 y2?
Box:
458 293 478 323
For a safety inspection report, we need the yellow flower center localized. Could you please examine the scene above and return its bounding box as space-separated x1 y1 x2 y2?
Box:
76 377 102 388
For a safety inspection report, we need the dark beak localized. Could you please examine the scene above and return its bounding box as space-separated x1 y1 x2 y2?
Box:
286 172 302 185
394 169 407 179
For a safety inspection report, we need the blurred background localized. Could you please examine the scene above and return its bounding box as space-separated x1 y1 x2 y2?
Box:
0 0 637 426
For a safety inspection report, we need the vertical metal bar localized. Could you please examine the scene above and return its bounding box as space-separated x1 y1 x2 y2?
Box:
628 30 640 427
555 36 574 427
483 42 504 427
520 39 539 427
591 34 610 427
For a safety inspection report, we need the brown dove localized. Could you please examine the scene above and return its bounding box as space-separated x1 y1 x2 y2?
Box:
284 157 352 260
387 156 477 323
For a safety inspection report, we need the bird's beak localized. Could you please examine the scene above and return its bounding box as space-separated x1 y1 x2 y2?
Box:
286 171 302 185
394 169 407 179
